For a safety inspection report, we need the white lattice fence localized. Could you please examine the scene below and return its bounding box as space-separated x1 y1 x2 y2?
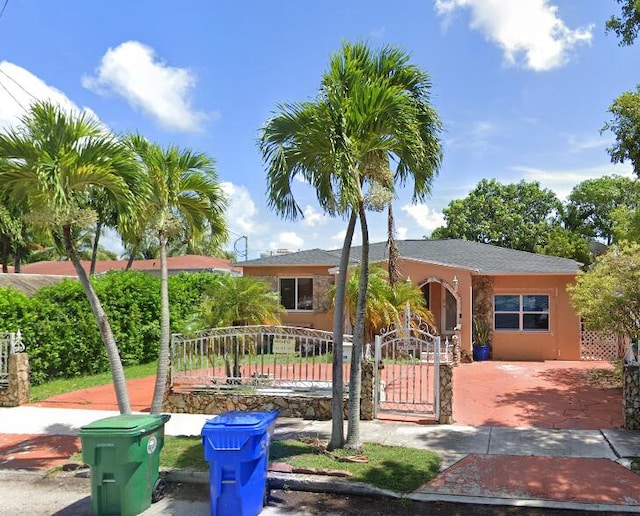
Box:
580 328 627 361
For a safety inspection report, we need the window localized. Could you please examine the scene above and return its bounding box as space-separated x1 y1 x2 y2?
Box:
494 294 549 331
279 278 313 311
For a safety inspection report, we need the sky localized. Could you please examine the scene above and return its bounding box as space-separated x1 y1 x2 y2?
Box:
0 0 639 259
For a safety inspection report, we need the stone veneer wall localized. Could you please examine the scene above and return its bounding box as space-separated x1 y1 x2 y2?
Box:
439 363 453 424
164 361 375 420
0 353 30 407
623 363 640 430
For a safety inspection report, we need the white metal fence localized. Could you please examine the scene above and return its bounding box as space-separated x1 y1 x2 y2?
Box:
170 325 353 392
0 331 24 388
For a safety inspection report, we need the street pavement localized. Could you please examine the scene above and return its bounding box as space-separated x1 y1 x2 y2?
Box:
1 406 640 514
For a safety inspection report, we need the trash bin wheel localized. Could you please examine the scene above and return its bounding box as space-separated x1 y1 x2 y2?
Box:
151 478 167 503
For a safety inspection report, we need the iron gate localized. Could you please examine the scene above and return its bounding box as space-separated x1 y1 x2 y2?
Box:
374 308 450 419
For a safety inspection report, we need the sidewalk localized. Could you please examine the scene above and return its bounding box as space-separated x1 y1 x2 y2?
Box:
1 405 640 512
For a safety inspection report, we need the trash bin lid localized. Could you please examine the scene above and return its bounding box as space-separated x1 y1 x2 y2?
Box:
80 414 170 435
202 411 278 433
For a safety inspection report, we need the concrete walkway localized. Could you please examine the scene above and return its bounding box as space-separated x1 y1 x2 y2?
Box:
1 406 640 512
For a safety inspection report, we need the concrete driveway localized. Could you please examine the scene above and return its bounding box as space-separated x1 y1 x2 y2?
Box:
452 361 623 429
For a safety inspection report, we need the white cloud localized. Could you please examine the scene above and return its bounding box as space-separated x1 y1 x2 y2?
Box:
446 119 499 154
269 232 304 251
435 0 593 71
221 182 264 237
567 134 610 153
511 163 634 200
401 204 445 235
302 205 329 227
83 41 207 132
0 61 90 130
396 226 408 240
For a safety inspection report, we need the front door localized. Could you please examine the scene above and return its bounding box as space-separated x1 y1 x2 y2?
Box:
442 286 457 340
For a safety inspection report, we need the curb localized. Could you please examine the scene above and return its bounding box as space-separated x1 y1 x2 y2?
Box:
162 467 640 514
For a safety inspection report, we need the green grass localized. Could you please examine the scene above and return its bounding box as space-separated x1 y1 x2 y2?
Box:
30 361 158 402
632 458 640 473
159 436 440 494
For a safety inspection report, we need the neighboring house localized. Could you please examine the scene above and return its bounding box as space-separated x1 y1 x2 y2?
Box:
11 255 242 277
0 273 72 295
239 239 583 361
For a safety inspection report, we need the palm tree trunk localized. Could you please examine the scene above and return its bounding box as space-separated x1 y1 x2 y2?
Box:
63 225 131 414
328 210 358 451
150 231 171 414
345 203 369 450
1 236 9 273
14 245 22 273
90 220 102 275
125 242 138 270
387 202 400 286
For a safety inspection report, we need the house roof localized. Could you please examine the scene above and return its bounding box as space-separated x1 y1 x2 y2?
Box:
241 239 581 275
16 255 241 276
0 273 72 295
238 248 347 267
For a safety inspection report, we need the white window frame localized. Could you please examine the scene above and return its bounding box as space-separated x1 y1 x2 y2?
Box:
493 294 550 332
279 277 314 312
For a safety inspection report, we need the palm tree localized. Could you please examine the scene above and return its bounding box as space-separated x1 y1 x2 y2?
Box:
337 264 434 343
0 100 142 413
187 274 285 380
261 42 442 450
127 135 228 414
194 274 285 329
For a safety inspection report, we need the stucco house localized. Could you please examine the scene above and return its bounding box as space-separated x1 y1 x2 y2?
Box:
239 239 585 361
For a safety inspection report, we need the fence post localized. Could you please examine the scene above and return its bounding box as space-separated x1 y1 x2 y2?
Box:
439 363 454 424
0 353 30 407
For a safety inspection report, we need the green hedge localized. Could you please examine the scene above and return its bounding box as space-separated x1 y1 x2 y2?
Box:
0 270 217 385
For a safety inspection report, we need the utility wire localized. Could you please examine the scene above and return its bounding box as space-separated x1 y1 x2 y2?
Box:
0 0 8 19
0 67 38 101
0 76 26 111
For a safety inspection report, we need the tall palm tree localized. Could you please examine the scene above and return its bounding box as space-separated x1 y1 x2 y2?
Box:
127 135 228 414
0 101 142 413
261 42 442 450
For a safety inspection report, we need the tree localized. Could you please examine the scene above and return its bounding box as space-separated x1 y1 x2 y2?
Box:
565 175 640 245
127 135 228 415
192 274 284 329
602 86 640 177
335 264 434 344
535 226 593 267
260 42 442 450
568 242 640 341
606 0 640 46
432 179 561 252
0 101 142 413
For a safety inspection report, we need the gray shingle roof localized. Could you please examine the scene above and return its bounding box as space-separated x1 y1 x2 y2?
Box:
238 248 347 267
367 240 580 274
242 239 581 274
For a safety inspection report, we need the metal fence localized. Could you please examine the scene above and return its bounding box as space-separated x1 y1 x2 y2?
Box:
170 325 353 393
0 331 24 388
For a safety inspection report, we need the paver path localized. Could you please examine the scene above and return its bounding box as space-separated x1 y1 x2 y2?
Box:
36 376 156 412
35 360 623 430
452 360 622 429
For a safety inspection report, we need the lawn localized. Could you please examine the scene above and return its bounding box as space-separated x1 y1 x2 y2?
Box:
30 361 158 402
161 436 441 494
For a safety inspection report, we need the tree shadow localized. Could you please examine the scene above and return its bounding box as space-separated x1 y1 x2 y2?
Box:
484 367 623 429
0 434 80 470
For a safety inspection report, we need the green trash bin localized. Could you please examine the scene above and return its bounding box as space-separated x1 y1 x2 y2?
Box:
80 414 171 516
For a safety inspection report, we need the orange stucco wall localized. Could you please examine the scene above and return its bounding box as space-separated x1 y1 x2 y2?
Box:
242 265 335 330
490 275 580 360
242 262 581 361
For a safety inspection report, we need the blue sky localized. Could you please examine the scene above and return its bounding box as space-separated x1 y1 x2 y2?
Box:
1 1 638 259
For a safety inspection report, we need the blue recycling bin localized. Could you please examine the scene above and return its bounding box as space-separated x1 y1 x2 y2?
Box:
202 410 278 516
